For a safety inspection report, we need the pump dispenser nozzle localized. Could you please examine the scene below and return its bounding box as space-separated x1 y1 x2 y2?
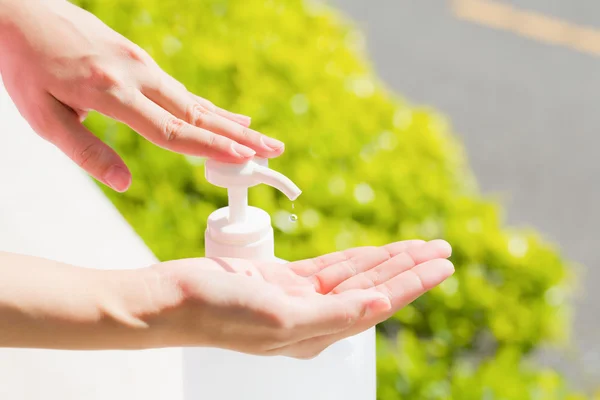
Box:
204 158 301 260
205 158 301 223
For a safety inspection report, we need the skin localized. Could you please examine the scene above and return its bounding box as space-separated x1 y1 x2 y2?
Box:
0 240 453 358
0 0 456 358
0 0 285 192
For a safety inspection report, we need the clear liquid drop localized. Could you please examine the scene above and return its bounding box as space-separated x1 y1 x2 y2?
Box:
289 214 298 223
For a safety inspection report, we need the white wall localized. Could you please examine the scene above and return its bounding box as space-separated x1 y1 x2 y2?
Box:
0 77 183 399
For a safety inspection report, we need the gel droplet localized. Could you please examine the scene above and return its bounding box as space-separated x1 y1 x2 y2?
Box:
289 214 298 222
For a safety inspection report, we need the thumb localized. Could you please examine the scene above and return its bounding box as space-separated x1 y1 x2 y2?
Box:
41 94 131 192
295 290 391 339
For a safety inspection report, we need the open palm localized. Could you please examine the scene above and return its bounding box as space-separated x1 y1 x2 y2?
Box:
155 239 452 358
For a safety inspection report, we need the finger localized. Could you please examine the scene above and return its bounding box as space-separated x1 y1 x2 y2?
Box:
283 290 391 343
375 258 455 309
192 94 252 128
288 246 375 277
289 240 425 278
159 73 252 127
278 259 454 359
42 94 131 192
325 256 454 338
73 108 88 122
310 240 449 295
140 74 284 158
331 239 452 293
95 87 255 163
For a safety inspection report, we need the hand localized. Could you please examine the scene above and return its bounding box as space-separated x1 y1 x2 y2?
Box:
0 0 284 192
0 240 452 353
151 239 453 358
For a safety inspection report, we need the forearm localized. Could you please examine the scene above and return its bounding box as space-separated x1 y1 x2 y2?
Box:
0 252 175 350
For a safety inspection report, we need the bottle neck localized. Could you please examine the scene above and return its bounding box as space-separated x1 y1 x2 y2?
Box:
204 207 275 261
205 229 275 261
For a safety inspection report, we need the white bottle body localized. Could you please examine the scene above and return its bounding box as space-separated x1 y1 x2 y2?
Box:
183 255 376 400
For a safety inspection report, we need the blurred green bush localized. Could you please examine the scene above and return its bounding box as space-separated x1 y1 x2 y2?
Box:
75 0 583 398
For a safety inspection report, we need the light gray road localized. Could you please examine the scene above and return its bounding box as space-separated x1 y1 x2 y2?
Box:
329 0 600 391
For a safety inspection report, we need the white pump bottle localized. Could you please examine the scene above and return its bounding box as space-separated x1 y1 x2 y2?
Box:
183 158 376 400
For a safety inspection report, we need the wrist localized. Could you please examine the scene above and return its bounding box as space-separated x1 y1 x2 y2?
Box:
94 266 187 349
0 252 206 350
0 253 184 350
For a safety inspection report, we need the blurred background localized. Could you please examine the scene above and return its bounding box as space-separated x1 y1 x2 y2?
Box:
69 0 598 398
327 0 600 392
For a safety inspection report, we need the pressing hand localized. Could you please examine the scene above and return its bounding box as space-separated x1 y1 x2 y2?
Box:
0 0 284 192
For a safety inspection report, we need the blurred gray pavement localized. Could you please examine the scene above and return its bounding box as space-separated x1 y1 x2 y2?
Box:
329 0 600 391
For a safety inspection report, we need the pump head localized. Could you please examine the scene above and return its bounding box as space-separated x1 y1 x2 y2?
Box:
205 158 301 201
203 158 301 260
205 158 301 224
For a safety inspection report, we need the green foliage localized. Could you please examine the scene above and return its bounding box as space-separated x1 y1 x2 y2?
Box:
75 0 581 397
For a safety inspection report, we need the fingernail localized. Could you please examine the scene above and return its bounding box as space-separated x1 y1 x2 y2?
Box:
429 239 452 257
369 296 391 312
231 143 256 158
261 136 285 151
104 166 131 192
235 114 252 126
364 296 391 319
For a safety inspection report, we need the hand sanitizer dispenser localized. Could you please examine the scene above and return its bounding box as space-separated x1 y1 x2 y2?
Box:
183 157 376 400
